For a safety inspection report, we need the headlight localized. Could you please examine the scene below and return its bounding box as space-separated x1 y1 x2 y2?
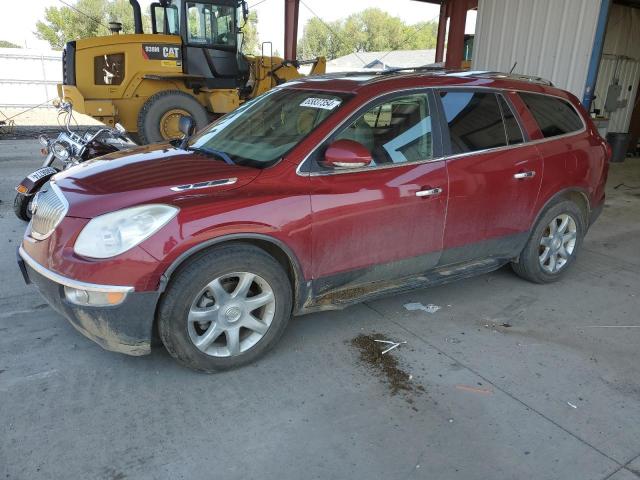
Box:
74 204 179 258
38 134 50 147
52 142 70 161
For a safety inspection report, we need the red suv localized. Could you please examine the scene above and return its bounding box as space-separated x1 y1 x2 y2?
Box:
18 71 610 371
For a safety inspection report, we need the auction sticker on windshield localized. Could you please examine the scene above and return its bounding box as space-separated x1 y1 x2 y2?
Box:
300 98 342 110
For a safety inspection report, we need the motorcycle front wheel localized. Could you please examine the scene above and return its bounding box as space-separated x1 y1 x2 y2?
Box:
13 193 33 221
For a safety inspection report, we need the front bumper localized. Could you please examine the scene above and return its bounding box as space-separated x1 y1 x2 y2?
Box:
18 246 160 356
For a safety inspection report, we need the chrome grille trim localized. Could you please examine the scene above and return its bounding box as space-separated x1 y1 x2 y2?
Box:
30 182 68 240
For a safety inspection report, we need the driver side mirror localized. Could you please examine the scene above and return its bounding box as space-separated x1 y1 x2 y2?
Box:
179 115 196 137
178 115 196 149
321 139 372 169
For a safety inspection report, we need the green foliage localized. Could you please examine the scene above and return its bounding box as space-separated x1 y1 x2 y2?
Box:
297 8 438 60
240 11 259 55
0 40 21 48
297 18 344 60
35 0 151 49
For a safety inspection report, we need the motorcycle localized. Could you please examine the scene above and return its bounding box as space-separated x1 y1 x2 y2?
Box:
14 102 136 221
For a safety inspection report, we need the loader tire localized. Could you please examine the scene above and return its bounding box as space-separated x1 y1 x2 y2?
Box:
137 90 209 145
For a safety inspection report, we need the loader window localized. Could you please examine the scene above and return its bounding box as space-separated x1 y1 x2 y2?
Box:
187 2 236 47
151 3 179 35
94 53 124 85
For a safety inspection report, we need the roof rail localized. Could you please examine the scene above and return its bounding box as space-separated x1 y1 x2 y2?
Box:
463 71 554 86
374 65 446 76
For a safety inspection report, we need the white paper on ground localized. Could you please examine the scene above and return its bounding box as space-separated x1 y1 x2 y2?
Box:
404 302 441 314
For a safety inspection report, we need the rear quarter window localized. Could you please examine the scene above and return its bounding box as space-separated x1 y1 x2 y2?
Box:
519 92 583 138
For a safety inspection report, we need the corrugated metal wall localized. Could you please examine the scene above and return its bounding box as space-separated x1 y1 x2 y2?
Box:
593 4 640 133
595 56 640 133
472 0 602 100
0 48 61 108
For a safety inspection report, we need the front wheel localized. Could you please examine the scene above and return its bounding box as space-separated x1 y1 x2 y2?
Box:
158 244 293 372
13 193 33 221
511 200 585 283
137 90 209 144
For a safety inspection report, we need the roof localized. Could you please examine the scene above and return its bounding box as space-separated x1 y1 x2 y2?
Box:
285 69 573 101
325 50 437 72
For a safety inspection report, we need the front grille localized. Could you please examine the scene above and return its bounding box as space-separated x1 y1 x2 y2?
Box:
31 183 68 240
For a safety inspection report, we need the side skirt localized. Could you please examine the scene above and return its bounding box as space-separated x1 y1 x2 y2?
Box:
299 257 508 314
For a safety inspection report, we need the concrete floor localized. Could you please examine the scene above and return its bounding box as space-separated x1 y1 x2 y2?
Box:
1 139 639 480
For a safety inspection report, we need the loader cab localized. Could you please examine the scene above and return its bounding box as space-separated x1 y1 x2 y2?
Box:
149 0 249 89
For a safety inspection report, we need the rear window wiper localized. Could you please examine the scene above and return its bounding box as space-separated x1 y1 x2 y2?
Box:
187 146 235 165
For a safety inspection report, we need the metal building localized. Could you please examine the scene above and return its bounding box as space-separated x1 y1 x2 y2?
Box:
472 0 640 150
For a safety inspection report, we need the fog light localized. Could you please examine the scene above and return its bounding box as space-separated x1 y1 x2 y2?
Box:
64 286 127 306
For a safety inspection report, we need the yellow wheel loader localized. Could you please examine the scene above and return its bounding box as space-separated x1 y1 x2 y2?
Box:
57 0 325 144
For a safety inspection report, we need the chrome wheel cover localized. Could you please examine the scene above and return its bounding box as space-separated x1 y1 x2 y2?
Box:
539 214 577 274
187 272 276 357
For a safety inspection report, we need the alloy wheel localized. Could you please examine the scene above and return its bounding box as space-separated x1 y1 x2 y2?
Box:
187 272 276 357
538 214 577 273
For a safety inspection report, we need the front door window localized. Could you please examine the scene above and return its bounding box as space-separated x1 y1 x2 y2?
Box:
332 94 433 168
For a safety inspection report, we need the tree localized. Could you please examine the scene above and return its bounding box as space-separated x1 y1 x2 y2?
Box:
297 18 346 60
240 11 260 55
297 8 438 60
35 0 150 49
0 40 21 48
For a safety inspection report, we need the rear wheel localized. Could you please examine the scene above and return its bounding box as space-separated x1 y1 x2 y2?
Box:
158 244 293 372
511 200 585 283
13 193 32 221
137 90 209 144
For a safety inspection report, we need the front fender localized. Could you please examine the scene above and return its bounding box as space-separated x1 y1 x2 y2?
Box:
16 166 59 195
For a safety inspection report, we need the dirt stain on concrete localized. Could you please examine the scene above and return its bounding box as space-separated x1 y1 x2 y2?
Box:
350 333 425 404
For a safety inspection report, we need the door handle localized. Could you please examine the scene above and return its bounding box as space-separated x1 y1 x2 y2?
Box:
415 187 443 197
514 171 536 179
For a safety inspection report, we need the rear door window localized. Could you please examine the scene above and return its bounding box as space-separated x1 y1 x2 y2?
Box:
519 92 583 138
439 91 507 154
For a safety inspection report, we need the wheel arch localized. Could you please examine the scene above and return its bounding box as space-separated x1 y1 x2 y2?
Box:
534 187 591 228
158 233 309 312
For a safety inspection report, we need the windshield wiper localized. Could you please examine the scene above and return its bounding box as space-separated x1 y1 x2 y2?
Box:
187 146 235 165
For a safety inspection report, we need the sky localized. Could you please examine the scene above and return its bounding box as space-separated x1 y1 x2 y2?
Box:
6 0 474 53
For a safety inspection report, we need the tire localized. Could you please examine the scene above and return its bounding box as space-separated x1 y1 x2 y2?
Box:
136 90 209 145
13 193 32 221
158 244 293 372
511 200 585 283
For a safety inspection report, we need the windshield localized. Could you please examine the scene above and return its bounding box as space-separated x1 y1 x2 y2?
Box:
188 89 350 167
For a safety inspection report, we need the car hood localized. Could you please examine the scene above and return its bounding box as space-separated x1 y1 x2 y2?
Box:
53 144 261 218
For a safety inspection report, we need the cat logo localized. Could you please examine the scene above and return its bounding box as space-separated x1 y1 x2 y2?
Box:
142 44 182 61
163 47 180 59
